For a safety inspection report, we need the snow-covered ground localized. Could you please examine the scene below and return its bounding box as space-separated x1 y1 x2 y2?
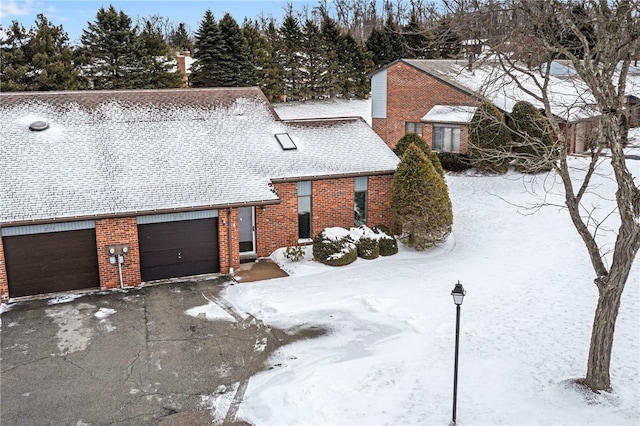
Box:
219 101 640 425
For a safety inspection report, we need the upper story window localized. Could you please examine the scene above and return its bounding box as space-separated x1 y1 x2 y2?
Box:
405 122 423 135
354 176 368 226
433 125 461 152
297 181 312 240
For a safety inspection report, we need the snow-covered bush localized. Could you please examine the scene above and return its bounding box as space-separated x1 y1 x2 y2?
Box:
350 226 380 259
284 243 305 262
313 228 357 266
373 225 399 256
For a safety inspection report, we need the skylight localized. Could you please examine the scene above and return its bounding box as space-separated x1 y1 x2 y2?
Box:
275 133 297 150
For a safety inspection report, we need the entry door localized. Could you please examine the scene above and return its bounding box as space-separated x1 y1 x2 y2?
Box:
238 207 255 254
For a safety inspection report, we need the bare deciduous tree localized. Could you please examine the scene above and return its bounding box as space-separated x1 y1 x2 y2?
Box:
464 0 639 393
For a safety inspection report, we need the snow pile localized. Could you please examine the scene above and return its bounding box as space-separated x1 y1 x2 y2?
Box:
222 139 639 425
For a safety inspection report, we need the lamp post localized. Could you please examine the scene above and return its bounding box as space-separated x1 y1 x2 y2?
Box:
451 281 466 426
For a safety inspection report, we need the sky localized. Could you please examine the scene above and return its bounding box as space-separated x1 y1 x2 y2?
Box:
0 0 324 44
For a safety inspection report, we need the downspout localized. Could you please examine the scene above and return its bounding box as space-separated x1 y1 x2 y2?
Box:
228 208 234 275
117 255 125 289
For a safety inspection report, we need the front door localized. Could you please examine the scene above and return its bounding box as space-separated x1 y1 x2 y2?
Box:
238 207 255 254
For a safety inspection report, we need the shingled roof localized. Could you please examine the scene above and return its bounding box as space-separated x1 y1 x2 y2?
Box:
1 87 399 225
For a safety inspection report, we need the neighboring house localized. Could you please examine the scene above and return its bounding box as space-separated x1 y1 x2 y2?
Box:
0 87 399 300
371 58 601 154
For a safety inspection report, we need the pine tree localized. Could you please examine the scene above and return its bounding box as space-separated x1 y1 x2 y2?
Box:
365 16 407 68
319 15 342 98
1 16 80 91
242 19 280 101
510 101 556 173
263 20 286 101
394 132 445 177
190 10 223 87
301 18 324 99
401 12 439 59
217 13 257 87
80 5 140 89
434 19 461 59
277 10 304 100
137 20 182 89
169 22 193 51
337 31 373 99
1 21 33 91
468 101 510 173
391 143 453 250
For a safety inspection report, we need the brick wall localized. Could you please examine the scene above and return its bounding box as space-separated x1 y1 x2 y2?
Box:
374 61 478 152
95 218 141 290
0 236 8 301
219 209 240 273
256 182 299 257
256 175 396 257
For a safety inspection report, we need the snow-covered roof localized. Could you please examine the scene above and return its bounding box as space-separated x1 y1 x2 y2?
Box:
400 59 599 122
421 105 477 124
0 88 399 225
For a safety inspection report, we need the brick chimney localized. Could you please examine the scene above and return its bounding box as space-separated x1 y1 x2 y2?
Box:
177 50 191 88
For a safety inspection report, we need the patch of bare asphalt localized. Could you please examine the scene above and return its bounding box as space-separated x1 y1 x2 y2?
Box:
0 277 326 425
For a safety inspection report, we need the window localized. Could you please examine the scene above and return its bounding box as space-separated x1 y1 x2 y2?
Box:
405 122 423 135
433 125 461 152
354 176 368 226
298 181 312 239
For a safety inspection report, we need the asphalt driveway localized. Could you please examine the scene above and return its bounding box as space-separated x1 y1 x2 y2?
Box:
0 277 320 425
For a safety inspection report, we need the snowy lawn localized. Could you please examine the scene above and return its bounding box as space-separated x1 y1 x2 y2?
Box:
222 135 640 424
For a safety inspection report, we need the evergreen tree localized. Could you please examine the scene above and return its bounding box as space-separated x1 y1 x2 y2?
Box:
80 5 140 89
264 20 287 101
1 21 33 91
169 22 193 51
319 15 342 98
216 13 257 87
401 12 439 59
301 19 324 99
468 102 510 173
190 10 223 87
277 10 304 100
137 20 182 89
391 143 453 250
510 101 556 173
1 16 80 91
365 16 407 68
434 19 461 59
394 132 445 177
242 19 280 101
337 31 373 99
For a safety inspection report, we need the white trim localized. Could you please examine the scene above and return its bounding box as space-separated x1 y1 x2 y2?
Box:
1 220 96 237
137 210 218 225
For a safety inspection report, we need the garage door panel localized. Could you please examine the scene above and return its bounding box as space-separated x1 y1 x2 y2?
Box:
138 218 219 282
3 229 100 298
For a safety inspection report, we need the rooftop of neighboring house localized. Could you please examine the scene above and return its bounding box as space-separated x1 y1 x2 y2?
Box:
0 87 399 225
375 58 601 122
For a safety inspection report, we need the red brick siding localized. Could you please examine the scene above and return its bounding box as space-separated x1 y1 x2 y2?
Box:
256 175 396 257
219 209 240 273
95 218 141 290
0 236 8 301
256 182 299 257
375 62 478 153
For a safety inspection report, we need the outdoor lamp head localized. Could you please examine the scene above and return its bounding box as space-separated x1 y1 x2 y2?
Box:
451 281 466 306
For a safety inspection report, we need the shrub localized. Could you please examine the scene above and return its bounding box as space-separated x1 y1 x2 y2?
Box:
312 228 357 266
392 143 453 250
468 101 510 173
510 101 556 173
372 225 398 256
394 132 445 177
356 236 379 259
284 244 305 262
436 152 472 172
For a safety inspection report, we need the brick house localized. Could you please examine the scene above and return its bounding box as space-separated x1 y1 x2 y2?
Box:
0 88 399 300
371 59 600 154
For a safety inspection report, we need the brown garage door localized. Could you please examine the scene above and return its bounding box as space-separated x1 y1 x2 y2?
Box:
138 218 219 282
3 228 100 298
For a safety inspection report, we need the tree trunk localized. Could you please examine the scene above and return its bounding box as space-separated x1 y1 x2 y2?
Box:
584 277 624 392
